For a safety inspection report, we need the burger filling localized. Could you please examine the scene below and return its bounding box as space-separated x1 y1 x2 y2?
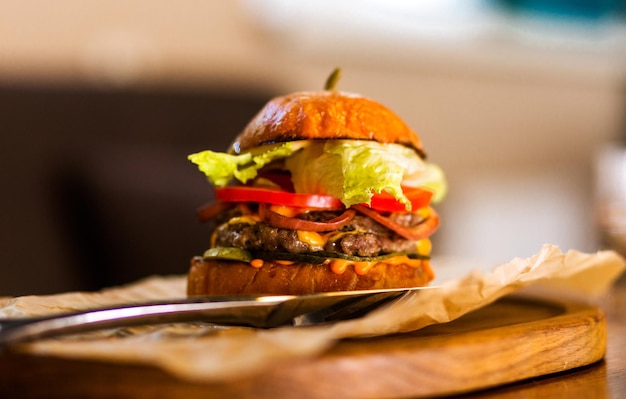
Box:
188 139 446 275
213 207 422 257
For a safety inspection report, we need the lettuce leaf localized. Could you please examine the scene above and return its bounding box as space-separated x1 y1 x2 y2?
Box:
188 142 300 187
285 140 444 210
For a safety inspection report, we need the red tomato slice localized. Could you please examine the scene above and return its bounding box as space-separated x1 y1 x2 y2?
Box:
367 187 433 213
215 186 433 213
215 186 344 209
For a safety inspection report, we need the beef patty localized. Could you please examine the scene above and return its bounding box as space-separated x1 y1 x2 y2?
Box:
211 210 422 257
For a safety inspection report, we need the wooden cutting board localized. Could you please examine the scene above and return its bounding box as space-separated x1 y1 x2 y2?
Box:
0 295 606 399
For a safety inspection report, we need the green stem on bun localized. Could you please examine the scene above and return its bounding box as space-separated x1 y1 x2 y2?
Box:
324 68 342 91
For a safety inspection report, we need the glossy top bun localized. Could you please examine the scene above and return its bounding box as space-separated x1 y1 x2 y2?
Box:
230 91 425 157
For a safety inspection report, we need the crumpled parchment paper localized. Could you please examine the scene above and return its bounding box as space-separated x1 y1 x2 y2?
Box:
1 244 624 382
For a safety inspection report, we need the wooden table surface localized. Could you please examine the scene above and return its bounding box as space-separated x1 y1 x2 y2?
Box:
0 274 624 398
460 273 626 399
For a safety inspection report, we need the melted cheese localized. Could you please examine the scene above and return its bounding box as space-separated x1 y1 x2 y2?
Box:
210 230 218 248
296 231 326 250
416 238 432 256
296 230 359 250
416 206 431 219
269 205 301 218
228 215 260 225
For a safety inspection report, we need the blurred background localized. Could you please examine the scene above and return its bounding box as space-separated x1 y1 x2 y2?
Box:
1 1 625 296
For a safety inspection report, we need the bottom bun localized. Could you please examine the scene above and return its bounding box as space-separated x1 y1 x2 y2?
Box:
187 257 434 296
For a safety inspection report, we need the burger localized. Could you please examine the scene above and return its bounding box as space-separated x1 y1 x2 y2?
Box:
186 75 447 296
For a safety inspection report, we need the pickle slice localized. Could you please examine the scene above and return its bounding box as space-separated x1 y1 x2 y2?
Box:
203 247 253 262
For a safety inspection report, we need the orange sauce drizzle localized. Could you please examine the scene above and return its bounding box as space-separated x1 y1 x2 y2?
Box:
328 256 425 276
248 256 427 275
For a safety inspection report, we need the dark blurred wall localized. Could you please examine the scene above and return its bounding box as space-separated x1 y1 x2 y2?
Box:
0 84 271 296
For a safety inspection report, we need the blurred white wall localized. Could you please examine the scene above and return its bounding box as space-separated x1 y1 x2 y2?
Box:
1 1 625 290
